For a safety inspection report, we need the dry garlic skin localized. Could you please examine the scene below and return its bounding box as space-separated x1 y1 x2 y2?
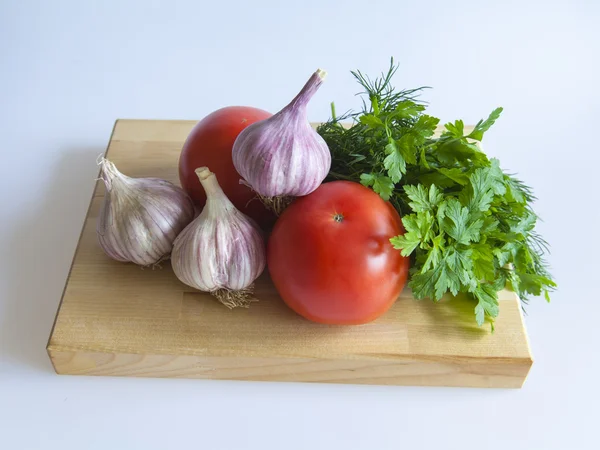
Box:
96 159 195 266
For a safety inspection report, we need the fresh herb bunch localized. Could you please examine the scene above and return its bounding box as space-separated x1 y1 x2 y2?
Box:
317 59 556 328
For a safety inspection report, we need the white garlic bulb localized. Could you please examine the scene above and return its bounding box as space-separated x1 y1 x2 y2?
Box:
232 69 331 214
171 167 266 308
97 158 195 266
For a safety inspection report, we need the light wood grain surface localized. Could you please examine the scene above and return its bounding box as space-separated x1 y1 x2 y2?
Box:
47 119 533 388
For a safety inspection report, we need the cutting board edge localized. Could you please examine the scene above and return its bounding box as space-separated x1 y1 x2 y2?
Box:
46 119 118 355
46 346 533 389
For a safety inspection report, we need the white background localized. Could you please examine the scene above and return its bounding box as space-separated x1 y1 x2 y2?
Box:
1 0 599 448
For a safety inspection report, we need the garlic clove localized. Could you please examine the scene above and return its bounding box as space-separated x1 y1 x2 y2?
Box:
232 69 331 214
96 158 195 266
171 167 266 308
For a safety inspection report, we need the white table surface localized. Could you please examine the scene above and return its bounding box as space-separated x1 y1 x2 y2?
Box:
1 1 599 448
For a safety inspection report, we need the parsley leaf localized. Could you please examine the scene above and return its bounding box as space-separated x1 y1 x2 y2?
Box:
384 142 406 183
443 198 484 245
390 233 420 257
460 162 505 212
413 115 440 138
444 119 465 138
392 101 425 120
436 168 470 186
391 211 434 256
360 173 394 201
436 139 487 167
473 284 500 326
359 114 384 128
472 244 496 281
468 107 503 141
404 184 443 213
422 234 445 272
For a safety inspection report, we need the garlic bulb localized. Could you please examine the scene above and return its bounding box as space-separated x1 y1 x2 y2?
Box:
171 167 266 308
232 69 331 214
97 158 195 266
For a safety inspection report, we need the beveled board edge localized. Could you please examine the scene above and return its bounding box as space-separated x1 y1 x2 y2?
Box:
47 347 533 388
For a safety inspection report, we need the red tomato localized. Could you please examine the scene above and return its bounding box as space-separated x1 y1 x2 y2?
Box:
268 181 409 325
179 106 275 229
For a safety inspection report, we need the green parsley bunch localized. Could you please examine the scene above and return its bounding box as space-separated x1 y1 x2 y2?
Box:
317 59 556 328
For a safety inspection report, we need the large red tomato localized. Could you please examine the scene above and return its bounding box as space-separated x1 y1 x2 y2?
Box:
268 181 410 325
179 106 274 229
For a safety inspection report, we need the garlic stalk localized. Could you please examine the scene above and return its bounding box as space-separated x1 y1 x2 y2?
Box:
96 158 195 266
232 69 331 214
171 167 266 308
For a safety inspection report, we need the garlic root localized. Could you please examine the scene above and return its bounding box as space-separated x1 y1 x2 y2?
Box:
254 193 293 216
213 286 257 309
239 179 293 216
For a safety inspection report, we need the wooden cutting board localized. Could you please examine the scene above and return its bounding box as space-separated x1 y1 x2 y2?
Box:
47 119 533 388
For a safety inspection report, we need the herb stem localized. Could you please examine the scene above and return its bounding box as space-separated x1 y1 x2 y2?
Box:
328 171 356 181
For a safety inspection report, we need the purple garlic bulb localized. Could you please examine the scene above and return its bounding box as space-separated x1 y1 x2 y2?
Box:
232 69 331 212
96 158 195 266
